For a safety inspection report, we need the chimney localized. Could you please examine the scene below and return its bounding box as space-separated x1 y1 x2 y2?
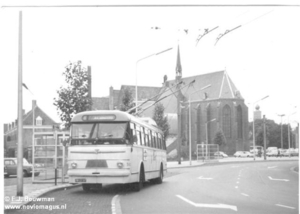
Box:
32 100 37 109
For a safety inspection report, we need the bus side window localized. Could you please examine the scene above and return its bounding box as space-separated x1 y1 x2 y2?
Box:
157 134 162 149
143 128 148 147
136 130 141 145
152 132 157 148
130 123 137 144
140 128 145 146
149 131 153 148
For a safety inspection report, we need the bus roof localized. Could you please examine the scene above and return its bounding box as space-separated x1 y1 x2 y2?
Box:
71 110 163 133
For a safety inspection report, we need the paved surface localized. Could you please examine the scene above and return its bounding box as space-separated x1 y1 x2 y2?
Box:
4 156 298 208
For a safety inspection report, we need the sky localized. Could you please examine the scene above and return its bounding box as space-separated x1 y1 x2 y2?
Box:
0 1 299 128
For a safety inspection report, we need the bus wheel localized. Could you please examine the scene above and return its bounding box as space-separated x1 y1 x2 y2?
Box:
153 165 163 184
82 184 91 192
134 167 144 192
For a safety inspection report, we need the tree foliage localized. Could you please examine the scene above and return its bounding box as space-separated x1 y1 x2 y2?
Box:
53 61 92 129
249 119 294 149
213 130 226 147
120 87 135 113
152 103 170 139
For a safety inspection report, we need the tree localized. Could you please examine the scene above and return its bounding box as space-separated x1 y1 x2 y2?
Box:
152 103 170 139
120 87 135 113
213 130 226 147
249 119 293 149
53 61 92 129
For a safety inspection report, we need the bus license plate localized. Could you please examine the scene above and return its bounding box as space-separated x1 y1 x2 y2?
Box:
75 179 86 182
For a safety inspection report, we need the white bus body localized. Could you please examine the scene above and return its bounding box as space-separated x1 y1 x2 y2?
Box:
67 110 167 191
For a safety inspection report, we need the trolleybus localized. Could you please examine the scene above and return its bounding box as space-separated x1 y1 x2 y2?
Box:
67 110 167 191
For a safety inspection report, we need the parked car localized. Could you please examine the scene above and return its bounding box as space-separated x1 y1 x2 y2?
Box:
214 151 228 158
233 151 253 158
4 158 40 178
282 149 299 157
266 150 279 157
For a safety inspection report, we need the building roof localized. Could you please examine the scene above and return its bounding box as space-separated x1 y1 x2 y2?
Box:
141 70 243 116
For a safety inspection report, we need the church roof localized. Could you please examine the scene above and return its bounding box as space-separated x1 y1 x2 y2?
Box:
141 70 243 116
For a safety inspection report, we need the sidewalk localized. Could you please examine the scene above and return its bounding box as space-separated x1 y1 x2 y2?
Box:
4 156 298 208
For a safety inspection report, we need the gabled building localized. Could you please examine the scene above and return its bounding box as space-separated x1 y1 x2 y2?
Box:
142 70 249 155
3 100 59 160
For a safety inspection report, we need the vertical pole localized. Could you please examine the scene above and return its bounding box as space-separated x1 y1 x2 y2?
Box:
252 105 256 160
135 63 138 113
54 128 57 184
177 81 182 164
263 115 267 160
32 101 35 182
62 134 65 183
280 118 283 149
205 123 208 160
189 98 191 165
288 118 291 158
17 11 24 197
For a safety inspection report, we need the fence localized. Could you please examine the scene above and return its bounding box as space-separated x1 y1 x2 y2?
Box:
197 143 219 161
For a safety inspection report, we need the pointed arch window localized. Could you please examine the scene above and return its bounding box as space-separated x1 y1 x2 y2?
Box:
222 105 231 138
237 105 243 138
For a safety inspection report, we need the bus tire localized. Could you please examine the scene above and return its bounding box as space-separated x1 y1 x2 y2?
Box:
82 184 91 192
156 165 164 184
134 165 144 192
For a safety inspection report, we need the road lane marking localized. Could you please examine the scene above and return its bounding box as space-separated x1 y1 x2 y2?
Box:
276 204 295 209
176 195 237 211
235 186 238 189
268 166 277 169
268 176 289 182
111 195 122 214
241 193 249 197
198 176 213 180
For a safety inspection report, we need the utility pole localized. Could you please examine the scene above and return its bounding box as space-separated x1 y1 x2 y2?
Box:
17 11 24 196
263 115 267 160
176 45 183 164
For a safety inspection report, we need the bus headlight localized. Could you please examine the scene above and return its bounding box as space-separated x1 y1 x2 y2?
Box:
117 162 124 168
71 163 77 169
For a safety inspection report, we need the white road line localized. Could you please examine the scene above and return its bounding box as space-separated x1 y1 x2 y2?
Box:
241 193 249 197
111 195 122 214
198 176 213 180
176 195 237 211
276 204 295 209
268 176 289 182
268 166 277 169
235 186 238 189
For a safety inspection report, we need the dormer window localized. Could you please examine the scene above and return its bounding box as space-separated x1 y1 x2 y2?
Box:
36 116 43 126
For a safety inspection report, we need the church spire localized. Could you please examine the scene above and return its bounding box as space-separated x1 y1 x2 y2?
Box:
176 45 182 78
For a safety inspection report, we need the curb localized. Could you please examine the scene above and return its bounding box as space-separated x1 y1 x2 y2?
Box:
4 184 81 209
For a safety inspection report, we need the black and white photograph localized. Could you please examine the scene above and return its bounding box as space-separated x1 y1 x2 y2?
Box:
1 1 299 214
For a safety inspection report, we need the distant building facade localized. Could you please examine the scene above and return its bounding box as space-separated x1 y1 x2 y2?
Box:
3 100 59 161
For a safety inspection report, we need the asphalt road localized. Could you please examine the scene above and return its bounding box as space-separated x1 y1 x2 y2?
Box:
5 160 299 214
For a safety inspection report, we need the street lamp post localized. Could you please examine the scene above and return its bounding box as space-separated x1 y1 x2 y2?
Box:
135 47 173 113
277 114 285 149
186 85 211 165
252 95 269 160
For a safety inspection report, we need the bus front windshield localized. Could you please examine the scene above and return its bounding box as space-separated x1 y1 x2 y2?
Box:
71 123 128 145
